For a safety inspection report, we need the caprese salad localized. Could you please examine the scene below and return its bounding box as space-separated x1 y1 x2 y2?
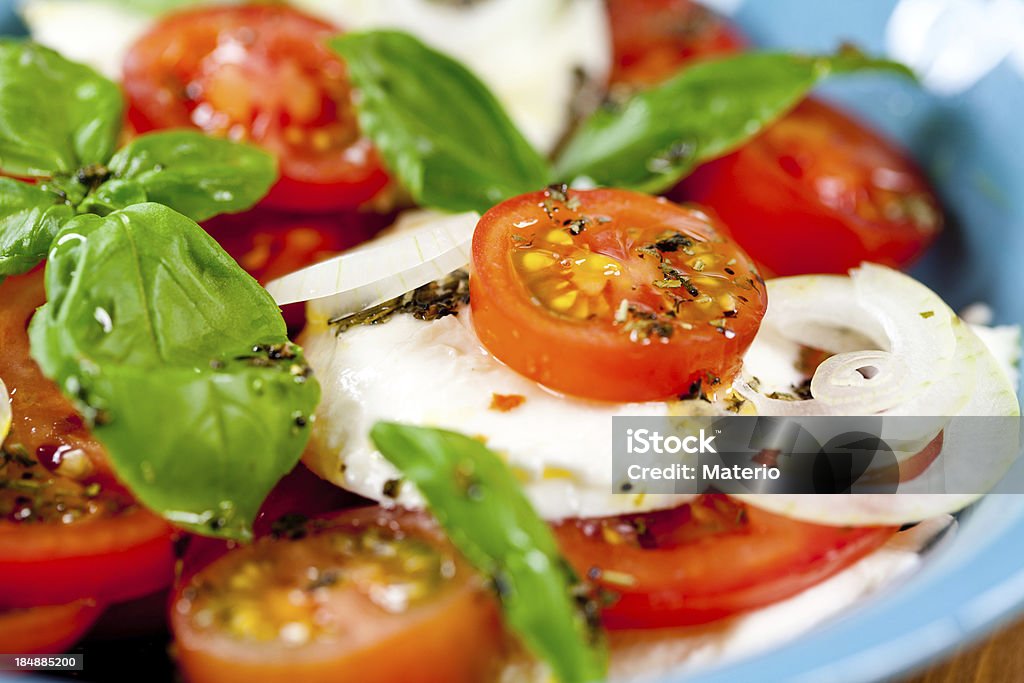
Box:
0 1 1019 682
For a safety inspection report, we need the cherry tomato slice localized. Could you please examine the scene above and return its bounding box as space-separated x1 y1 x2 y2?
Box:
608 0 747 88
0 601 103 654
470 187 767 402
676 98 943 276
172 508 504 683
554 495 895 629
123 5 390 212
0 273 177 609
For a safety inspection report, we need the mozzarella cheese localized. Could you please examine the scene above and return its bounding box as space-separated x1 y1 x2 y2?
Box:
21 0 611 154
301 311 697 520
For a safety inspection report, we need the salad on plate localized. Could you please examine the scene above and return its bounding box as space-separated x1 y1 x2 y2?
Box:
0 1 1019 682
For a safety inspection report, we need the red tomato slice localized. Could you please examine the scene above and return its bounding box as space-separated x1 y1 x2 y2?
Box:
171 508 504 683
123 5 390 212
0 273 177 609
608 0 747 88
554 495 895 629
203 208 393 286
0 601 103 654
470 187 767 402
203 207 393 331
181 463 368 582
676 98 943 276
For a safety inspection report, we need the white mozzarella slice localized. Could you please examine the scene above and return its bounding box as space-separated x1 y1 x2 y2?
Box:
301 311 696 521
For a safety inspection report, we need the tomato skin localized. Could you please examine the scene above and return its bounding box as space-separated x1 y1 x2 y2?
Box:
203 208 392 287
0 273 177 610
554 495 895 629
608 0 747 88
0 601 103 654
0 508 176 609
123 4 390 212
470 188 766 402
172 508 504 683
203 207 392 331
675 98 942 276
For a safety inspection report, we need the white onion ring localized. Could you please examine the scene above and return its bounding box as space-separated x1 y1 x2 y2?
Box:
265 210 479 320
735 264 1020 526
738 264 967 418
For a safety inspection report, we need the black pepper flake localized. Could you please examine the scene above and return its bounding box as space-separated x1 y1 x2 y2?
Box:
545 183 569 203
679 378 703 401
653 233 694 253
270 513 309 540
382 478 403 499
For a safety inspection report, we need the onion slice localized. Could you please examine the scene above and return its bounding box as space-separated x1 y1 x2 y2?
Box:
735 264 1020 526
0 378 9 445
265 210 479 320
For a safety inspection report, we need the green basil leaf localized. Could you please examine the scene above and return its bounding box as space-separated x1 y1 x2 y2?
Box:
107 131 278 222
555 50 915 193
77 179 150 217
0 40 122 177
330 31 551 214
370 422 607 683
29 204 319 540
0 178 75 279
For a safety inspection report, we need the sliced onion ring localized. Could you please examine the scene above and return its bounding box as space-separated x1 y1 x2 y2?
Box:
265 210 479 321
735 264 1020 526
0 377 10 445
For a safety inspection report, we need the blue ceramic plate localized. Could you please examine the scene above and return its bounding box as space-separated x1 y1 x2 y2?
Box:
3 1 1023 681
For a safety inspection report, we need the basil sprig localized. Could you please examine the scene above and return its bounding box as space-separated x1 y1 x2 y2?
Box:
0 40 276 280
371 422 607 683
334 32 913 211
330 31 551 214
29 204 320 540
0 42 315 540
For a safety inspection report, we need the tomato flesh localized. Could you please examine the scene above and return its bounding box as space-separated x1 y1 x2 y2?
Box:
0 601 103 654
608 0 747 88
172 508 504 683
471 188 767 402
123 5 390 212
555 495 895 629
0 273 177 609
676 98 942 276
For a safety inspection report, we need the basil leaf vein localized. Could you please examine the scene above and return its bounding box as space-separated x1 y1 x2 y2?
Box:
0 40 122 177
370 422 607 683
555 50 915 193
29 203 320 540
330 31 551 214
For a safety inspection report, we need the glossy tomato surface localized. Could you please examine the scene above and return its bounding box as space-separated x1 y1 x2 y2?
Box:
0 273 176 609
555 495 895 629
676 98 943 276
123 4 389 212
172 508 503 683
471 187 767 402
608 0 746 88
